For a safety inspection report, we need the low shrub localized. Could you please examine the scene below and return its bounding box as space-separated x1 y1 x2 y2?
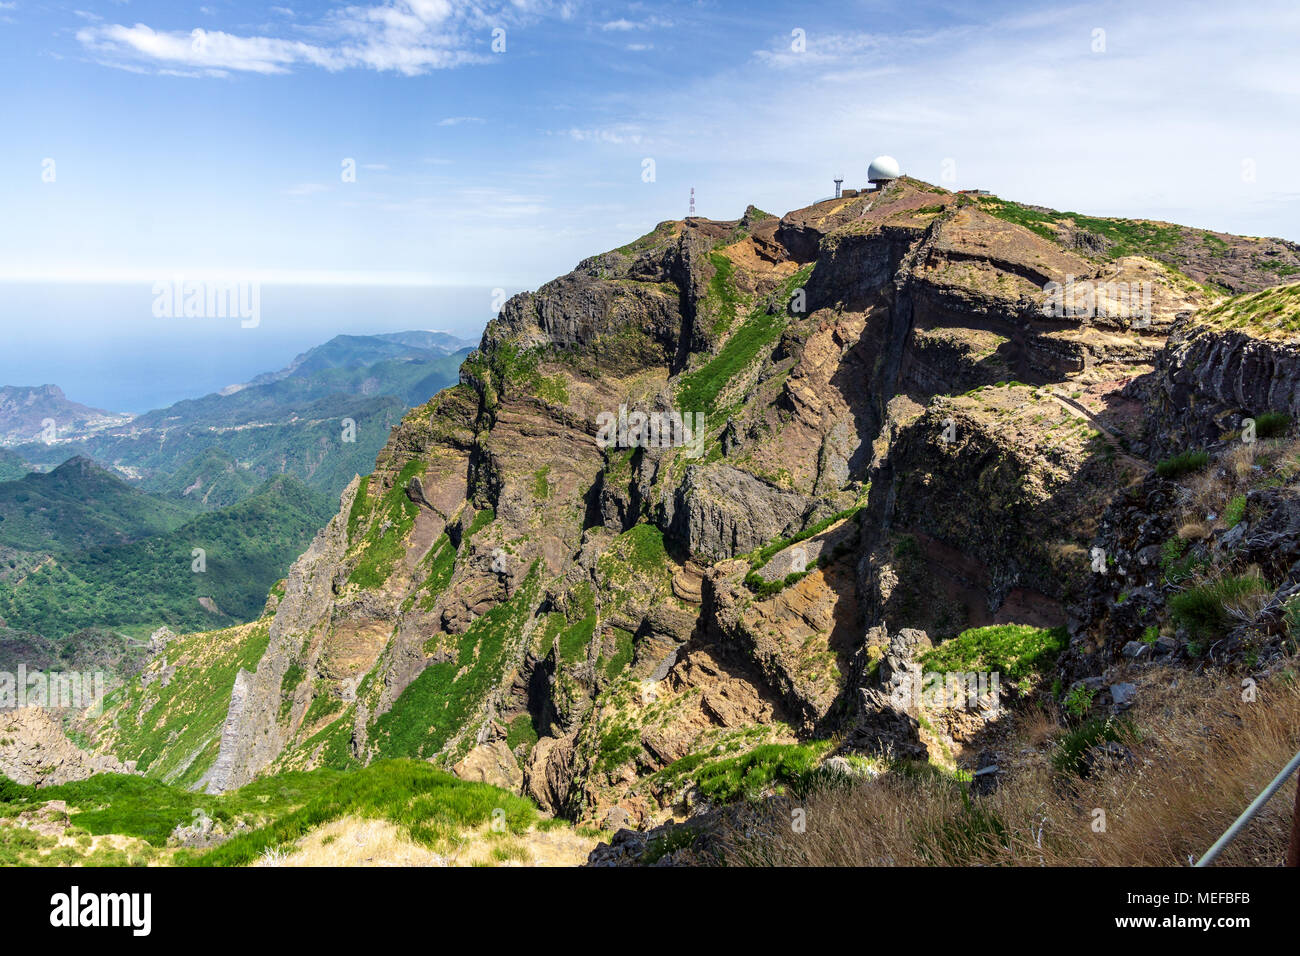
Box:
1156 449 1209 479
1224 494 1248 528
1160 536 1206 585
1051 717 1137 778
1063 684 1096 718
919 624 1067 688
693 742 831 803
1169 572 1271 640
1253 411 1292 438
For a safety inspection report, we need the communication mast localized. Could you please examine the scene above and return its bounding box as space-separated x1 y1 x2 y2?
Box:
689 187 695 216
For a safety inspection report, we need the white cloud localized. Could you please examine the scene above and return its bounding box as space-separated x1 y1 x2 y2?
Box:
33 0 1300 288
600 15 670 31
76 1 563 76
560 125 645 145
77 23 341 75
607 0 1300 240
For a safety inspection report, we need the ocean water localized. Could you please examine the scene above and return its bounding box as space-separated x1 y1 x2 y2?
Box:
0 283 510 414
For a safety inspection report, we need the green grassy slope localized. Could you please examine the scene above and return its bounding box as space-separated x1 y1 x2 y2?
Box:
0 759 541 866
0 474 333 641
0 456 191 554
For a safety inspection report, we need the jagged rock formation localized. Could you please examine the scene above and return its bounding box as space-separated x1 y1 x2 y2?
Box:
201 477 361 792
0 708 129 786
81 179 1300 828
1140 285 1300 457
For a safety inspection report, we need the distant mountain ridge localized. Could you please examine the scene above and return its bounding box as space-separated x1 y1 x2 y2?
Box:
0 457 335 660
0 456 191 556
0 329 476 676
243 330 470 389
7 330 477 505
0 385 131 446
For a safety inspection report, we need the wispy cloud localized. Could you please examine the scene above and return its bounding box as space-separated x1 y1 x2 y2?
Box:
76 1 564 76
78 24 339 76
600 15 671 31
593 1 1300 241
19 0 1300 292
446 186 547 220
559 124 645 145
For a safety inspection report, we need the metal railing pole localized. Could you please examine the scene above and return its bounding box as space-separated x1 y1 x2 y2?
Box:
1288 763 1300 867
1195 747 1300 867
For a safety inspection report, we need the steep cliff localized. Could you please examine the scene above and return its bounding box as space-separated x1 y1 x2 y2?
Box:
1140 283 1300 457
80 179 1299 829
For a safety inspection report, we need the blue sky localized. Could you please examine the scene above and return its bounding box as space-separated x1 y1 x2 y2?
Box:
1 0 1298 291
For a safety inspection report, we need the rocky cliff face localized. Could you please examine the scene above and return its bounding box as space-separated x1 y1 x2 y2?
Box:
80 179 1300 828
1140 285 1300 458
1061 285 1300 686
0 708 129 786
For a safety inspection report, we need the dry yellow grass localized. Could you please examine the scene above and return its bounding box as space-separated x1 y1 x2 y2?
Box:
1185 470 1229 527
0 803 170 867
1172 435 1299 537
1274 438 1300 483
1226 442 1258 480
1176 519 1211 540
258 815 599 867
719 665 1299 866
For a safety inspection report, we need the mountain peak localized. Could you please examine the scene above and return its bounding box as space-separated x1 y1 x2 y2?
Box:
165 178 1293 807
0 386 131 447
52 454 99 473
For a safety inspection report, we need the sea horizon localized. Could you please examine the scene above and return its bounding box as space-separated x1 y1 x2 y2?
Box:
0 282 508 414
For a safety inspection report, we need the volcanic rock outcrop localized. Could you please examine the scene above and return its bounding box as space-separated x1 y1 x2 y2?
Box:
76 179 1300 827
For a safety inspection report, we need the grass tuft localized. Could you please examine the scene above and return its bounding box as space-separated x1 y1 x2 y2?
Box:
1156 449 1209 479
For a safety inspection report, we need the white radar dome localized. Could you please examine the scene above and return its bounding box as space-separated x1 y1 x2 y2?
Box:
867 155 901 182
